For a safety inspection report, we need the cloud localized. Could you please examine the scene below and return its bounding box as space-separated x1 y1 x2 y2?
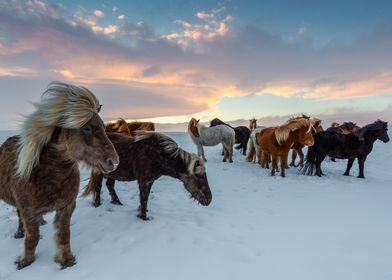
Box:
118 14 126 20
93 10 104 17
0 0 391 128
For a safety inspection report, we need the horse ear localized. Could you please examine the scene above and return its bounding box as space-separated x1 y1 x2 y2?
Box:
197 119 200 124
97 105 102 113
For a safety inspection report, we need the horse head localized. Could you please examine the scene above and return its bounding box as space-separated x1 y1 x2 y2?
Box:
181 154 212 206
189 118 200 137
355 120 389 142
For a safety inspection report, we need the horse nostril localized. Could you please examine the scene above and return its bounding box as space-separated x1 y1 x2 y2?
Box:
107 158 118 169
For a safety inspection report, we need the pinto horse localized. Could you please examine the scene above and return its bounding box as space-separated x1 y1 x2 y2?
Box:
189 118 235 162
246 126 266 163
210 118 251 155
302 120 389 178
258 118 314 177
83 132 212 219
290 118 323 167
249 118 258 131
0 82 119 269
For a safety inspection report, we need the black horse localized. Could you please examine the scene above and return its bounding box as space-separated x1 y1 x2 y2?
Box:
83 132 212 220
302 120 389 178
210 118 251 155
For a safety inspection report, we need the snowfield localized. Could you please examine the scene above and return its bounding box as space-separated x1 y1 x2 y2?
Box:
0 130 391 280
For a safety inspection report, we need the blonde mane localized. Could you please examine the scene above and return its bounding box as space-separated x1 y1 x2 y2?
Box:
17 82 101 179
274 118 312 145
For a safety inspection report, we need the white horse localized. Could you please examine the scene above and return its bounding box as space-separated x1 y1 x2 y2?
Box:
246 126 266 163
188 118 235 162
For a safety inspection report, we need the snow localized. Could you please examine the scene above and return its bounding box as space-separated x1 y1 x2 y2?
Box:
0 130 391 280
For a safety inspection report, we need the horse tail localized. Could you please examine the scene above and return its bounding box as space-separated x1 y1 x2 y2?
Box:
301 146 316 176
82 169 101 197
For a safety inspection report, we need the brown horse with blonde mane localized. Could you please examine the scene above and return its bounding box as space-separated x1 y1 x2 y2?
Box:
0 82 119 269
128 121 155 136
105 118 131 135
258 118 314 177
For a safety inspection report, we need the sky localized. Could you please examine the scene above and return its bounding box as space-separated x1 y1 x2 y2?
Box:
0 0 392 129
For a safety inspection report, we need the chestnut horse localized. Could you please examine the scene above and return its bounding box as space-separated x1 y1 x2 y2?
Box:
258 118 314 177
105 118 131 135
127 121 155 136
0 82 119 269
83 132 212 219
290 118 323 167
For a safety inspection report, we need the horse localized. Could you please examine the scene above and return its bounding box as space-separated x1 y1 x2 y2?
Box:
246 126 266 163
326 122 360 134
0 82 119 269
127 121 155 136
326 122 361 162
105 118 131 135
188 118 235 162
249 118 258 131
258 118 314 177
82 132 212 219
301 120 389 178
290 118 324 167
210 118 251 155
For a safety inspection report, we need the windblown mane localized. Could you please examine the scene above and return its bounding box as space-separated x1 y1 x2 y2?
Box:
17 82 100 179
134 132 202 174
354 120 386 140
275 118 312 145
188 118 200 137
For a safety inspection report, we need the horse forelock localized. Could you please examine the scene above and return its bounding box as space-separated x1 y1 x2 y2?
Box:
275 118 311 144
188 119 199 137
16 82 100 179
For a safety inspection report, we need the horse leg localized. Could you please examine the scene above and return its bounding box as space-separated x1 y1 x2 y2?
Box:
92 173 103 207
106 178 122 205
344 158 355 176
137 181 153 220
270 155 277 176
315 153 326 177
228 142 234 163
14 209 25 239
54 203 76 269
246 140 255 162
222 145 228 162
15 212 40 269
289 149 297 167
297 148 305 167
197 144 207 162
242 140 247 156
357 155 367 179
280 151 289 177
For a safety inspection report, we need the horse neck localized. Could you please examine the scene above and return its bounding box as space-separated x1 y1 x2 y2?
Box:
42 128 77 167
161 153 187 180
363 130 378 144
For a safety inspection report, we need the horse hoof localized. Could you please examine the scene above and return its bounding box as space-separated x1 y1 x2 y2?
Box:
15 256 35 270
111 200 123 206
357 175 365 179
137 214 150 221
281 174 286 178
55 254 76 269
222 159 227 162
343 173 349 176
14 231 24 239
229 160 233 163
92 201 101 208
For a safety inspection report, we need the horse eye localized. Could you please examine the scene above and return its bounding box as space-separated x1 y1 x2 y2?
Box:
194 161 200 168
83 125 93 134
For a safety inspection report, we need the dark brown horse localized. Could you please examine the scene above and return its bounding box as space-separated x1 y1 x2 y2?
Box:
127 121 155 136
210 118 251 155
302 120 389 178
326 122 360 134
0 82 119 269
290 118 324 167
83 132 212 219
258 118 314 177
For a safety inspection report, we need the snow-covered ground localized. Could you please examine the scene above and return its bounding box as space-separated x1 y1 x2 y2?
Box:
0 130 391 280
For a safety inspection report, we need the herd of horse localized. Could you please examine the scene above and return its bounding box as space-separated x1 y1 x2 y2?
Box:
0 82 389 269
